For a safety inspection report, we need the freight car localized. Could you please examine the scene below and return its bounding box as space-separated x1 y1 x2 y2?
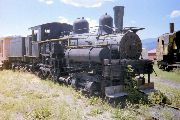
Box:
0 6 154 98
156 23 180 71
0 37 11 69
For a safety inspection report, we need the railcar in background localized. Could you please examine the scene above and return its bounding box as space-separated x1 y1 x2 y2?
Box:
156 23 180 71
0 37 11 69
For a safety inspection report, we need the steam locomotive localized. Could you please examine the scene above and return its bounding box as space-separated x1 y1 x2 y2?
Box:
0 6 154 98
156 23 180 71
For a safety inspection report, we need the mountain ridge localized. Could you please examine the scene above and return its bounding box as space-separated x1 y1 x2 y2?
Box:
142 38 157 50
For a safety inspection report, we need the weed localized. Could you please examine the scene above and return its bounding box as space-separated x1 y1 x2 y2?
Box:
27 106 51 119
89 96 100 105
148 90 171 104
175 68 180 74
0 102 15 111
74 91 83 99
113 108 137 120
162 109 173 120
124 65 149 104
23 91 46 99
0 112 10 120
88 108 103 116
155 83 180 108
51 93 60 97
58 101 82 120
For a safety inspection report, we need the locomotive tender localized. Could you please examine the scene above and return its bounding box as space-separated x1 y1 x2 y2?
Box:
0 6 154 98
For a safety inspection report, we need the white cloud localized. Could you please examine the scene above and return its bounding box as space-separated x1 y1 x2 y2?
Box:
86 18 98 27
60 0 114 8
58 16 72 24
86 18 98 33
170 10 180 18
58 16 98 33
39 0 54 5
58 16 98 27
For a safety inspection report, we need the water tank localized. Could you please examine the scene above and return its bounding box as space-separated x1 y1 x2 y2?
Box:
73 17 89 34
99 13 113 34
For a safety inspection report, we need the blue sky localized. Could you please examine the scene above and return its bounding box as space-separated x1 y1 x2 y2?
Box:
0 0 180 39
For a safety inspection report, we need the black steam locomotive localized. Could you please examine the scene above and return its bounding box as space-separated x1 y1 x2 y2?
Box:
156 23 180 71
0 6 154 98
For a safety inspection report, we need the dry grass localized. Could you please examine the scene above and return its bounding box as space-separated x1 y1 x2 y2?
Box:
0 70 179 120
0 70 115 120
0 70 82 120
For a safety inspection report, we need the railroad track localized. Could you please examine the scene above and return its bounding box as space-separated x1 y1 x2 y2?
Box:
162 104 180 110
145 104 180 120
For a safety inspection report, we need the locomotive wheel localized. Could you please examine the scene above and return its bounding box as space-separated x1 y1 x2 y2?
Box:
158 64 162 69
55 76 59 83
38 70 45 79
71 78 78 89
12 64 16 72
165 66 172 72
87 82 100 96
37 70 42 78
51 74 59 83
48 73 53 81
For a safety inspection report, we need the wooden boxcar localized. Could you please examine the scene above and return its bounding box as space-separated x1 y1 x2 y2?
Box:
0 37 11 68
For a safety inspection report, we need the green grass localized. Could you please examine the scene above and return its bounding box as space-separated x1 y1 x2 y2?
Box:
152 65 180 83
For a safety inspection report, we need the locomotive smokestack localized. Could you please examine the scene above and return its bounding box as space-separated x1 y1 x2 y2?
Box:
113 6 124 32
170 23 174 33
